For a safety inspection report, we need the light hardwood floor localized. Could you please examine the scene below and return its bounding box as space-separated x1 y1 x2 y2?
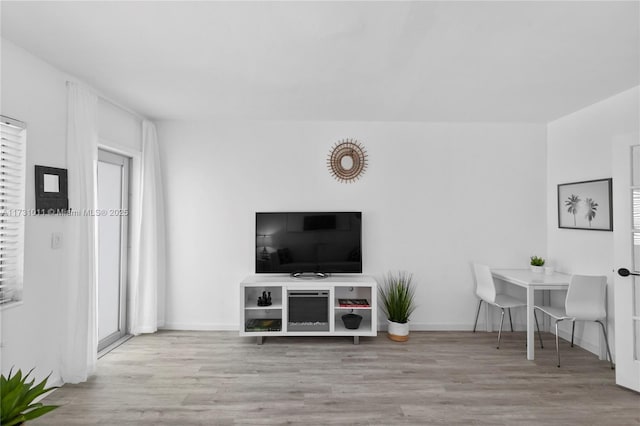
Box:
33 331 638 425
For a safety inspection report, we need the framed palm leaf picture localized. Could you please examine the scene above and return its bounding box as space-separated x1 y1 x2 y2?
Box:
557 178 612 231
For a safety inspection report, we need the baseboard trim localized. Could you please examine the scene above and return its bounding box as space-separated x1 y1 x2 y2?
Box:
405 323 477 331
408 322 529 332
556 327 603 358
161 322 524 332
161 323 239 331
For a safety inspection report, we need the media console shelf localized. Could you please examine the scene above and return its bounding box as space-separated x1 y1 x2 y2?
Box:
240 275 377 344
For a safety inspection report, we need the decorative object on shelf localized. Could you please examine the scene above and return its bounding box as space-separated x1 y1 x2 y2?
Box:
327 138 368 183
378 270 416 342
530 256 545 273
338 298 369 307
0 368 59 425
341 313 363 330
245 318 281 332
35 165 69 214
557 178 612 231
257 291 272 306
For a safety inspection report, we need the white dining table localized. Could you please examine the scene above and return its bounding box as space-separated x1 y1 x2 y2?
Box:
491 268 571 360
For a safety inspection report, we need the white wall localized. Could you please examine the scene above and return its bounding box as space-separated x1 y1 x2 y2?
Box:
0 39 141 384
97 99 142 152
157 120 547 331
547 86 640 356
1 39 69 386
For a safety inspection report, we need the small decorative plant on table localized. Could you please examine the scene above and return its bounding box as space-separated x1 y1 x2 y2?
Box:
379 271 416 342
0 368 59 426
530 256 545 273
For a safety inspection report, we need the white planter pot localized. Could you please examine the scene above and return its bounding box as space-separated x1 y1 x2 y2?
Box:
530 265 544 273
387 320 410 342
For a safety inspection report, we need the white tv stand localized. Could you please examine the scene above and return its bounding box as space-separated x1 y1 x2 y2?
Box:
240 275 377 344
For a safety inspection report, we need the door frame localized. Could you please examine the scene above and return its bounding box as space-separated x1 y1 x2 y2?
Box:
97 141 141 353
612 132 640 392
97 148 131 351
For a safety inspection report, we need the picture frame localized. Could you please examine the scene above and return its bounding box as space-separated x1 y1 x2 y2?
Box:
557 178 612 231
35 165 69 214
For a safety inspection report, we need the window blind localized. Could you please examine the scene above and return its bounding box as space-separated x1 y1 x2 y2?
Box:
0 115 26 304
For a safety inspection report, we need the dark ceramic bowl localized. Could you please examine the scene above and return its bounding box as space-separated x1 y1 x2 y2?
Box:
341 313 363 330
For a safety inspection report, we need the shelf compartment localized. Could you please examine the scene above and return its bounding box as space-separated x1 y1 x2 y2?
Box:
334 318 373 334
244 286 283 310
245 318 282 332
334 309 373 333
244 307 283 333
334 286 372 308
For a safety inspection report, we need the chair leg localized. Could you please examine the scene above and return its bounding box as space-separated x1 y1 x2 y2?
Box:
534 309 544 349
508 308 514 332
571 321 575 347
473 300 483 333
555 320 562 368
596 320 615 370
497 308 505 349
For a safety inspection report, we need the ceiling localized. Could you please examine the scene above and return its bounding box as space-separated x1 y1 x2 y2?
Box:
1 1 638 122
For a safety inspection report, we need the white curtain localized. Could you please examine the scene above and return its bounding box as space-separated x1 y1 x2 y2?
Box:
61 82 98 383
130 120 166 334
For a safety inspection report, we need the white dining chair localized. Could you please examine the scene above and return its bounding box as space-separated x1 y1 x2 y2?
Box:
534 274 614 369
472 263 527 349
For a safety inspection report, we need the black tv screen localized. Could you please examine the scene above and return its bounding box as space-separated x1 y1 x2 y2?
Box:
255 212 362 274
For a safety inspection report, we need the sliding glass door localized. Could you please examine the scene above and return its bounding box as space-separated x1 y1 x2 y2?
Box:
97 149 130 352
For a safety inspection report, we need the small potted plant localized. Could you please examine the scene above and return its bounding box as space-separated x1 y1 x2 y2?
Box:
378 271 416 342
1 368 59 426
530 256 545 273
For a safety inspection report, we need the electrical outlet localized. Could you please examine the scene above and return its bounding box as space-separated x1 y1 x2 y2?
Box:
51 232 62 249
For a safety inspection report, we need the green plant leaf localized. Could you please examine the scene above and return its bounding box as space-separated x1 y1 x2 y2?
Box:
8 402 41 421
530 256 545 266
22 373 55 408
6 369 22 390
3 414 27 426
21 404 59 421
379 271 416 323
1 383 24 421
1 369 58 425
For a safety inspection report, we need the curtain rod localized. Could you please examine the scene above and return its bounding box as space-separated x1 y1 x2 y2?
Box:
65 80 148 122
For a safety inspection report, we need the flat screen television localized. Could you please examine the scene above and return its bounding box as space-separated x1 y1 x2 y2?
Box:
256 212 362 275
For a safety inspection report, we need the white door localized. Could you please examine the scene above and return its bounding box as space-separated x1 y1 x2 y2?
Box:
612 133 640 392
97 149 130 352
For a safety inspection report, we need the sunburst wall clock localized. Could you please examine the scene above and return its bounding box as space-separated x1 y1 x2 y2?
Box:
327 138 368 183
